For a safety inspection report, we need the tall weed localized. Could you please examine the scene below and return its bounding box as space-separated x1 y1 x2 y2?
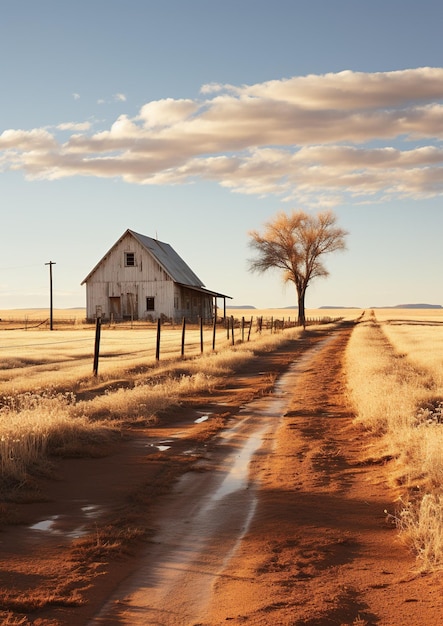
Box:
0 392 111 483
346 315 443 571
395 494 443 572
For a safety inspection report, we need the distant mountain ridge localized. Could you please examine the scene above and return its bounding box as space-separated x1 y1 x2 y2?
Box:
228 303 442 310
320 303 443 309
374 303 442 309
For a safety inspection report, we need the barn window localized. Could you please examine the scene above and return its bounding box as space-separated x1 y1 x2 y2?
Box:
125 252 135 266
146 297 155 311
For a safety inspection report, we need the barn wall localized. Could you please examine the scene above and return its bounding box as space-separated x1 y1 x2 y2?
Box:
85 233 216 322
85 232 177 320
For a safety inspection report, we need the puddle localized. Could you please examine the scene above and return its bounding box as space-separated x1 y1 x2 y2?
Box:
82 504 101 516
195 415 209 424
30 515 86 538
30 504 102 538
148 439 174 452
202 424 268 506
30 516 60 532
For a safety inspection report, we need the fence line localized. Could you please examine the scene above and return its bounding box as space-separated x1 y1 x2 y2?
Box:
0 315 342 381
91 314 341 375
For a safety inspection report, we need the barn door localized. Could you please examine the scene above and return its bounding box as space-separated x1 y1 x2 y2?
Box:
109 296 122 320
124 292 138 319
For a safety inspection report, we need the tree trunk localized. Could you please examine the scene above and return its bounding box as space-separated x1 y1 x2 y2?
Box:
297 288 306 329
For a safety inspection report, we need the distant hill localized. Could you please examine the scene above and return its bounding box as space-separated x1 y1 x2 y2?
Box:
319 304 442 310
227 303 442 310
226 305 256 309
394 303 442 309
372 303 443 309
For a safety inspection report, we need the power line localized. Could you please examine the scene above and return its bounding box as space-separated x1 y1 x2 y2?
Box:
0 264 43 270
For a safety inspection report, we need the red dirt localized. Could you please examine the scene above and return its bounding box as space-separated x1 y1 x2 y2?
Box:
0 324 442 625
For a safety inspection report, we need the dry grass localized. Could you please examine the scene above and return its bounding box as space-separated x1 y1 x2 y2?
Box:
0 614 29 625
381 322 443 387
0 391 113 484
394 494 443 571
371 308 443 323
345 311 443 572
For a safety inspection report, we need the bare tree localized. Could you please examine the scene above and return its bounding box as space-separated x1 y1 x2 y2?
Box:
248 210 347 328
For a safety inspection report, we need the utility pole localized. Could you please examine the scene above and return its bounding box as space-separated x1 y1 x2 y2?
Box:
45 261 56 330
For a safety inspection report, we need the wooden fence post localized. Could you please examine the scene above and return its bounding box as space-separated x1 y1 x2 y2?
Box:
156 318 161 360
181 317 186 357
231 315 235 345
200 317 204 353
93 316 101 376
241 316 245 342
212 315 216 351
247 315 253 341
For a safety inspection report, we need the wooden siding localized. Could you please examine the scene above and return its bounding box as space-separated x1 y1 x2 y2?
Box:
174 285 213 322
84 232 213 322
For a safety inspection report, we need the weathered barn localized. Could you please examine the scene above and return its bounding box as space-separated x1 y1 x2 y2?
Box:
81 229 231 323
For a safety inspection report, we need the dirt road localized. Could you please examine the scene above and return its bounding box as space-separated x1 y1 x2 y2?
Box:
1 322 442 625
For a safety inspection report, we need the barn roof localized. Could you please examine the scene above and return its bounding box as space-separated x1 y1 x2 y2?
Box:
81 229 231 299
129 230 204 287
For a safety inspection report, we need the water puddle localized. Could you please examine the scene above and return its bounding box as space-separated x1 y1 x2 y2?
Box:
202 424 268 507
29 504 101 538
31 516 60 532
148 439 174 452
194 414 209 424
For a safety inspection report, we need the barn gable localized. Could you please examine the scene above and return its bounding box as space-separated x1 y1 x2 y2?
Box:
82 229 230 322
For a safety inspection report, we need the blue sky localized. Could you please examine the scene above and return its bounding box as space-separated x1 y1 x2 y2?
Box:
1 0 443 310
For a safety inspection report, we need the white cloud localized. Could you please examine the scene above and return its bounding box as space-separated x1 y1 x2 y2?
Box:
72 93 80 100
230 67 443 110
0 128 56 150
57 121 91 131
113 93 127 102
138 98 199 128
3 68 443 204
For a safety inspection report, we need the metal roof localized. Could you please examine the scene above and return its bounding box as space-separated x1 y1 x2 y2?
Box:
82 229 231 299
175 282 232 299
130 230 204 287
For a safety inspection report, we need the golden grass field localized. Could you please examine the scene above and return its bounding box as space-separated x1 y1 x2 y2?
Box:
0 307 348 393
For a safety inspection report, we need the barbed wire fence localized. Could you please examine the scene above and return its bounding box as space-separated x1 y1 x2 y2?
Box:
0 314 340 379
